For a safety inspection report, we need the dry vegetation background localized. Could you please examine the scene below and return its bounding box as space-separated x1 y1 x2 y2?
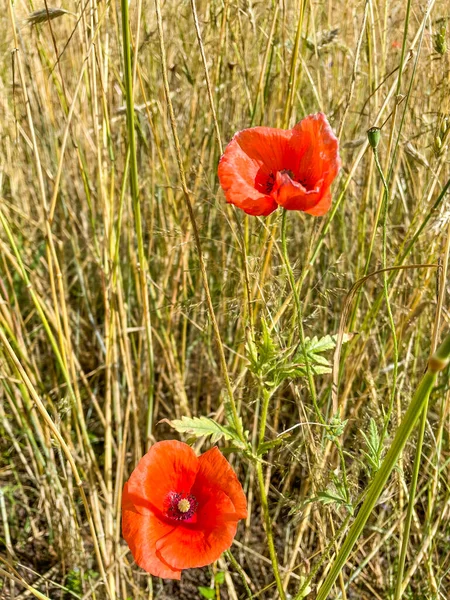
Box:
0 0 450 598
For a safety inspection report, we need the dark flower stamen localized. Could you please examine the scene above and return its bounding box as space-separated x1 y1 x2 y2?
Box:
167 491 198 521
265 172 275 193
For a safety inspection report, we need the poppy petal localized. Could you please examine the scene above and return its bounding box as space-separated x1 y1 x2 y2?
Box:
122 483 181 579
291 113 340 191
126 440 199 516
233 127 292 172
304 190 332 216
272 171 323 212
192 447 248 519
218 139 277 216
155 488 238 569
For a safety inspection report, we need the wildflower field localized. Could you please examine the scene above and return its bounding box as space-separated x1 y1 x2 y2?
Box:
1 0 450 598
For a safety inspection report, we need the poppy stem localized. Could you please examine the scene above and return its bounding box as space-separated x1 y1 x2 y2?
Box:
370 144 399 448
225 549 253 599
256 461 287 600
280 209 320 420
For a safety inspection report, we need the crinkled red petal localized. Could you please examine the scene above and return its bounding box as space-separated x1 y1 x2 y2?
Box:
122 483 181 579
155 487 238 569
193 447 247 520
218 137 277 216
272 171 324 211
126 440 199 516
290 113 341 189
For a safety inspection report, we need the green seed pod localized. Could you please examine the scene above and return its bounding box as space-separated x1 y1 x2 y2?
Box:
367 127 381 149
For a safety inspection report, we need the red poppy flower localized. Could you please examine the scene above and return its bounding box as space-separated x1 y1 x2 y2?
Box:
122 440 247 579
218 112 341 217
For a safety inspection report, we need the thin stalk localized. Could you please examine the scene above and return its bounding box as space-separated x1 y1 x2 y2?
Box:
154 0 244 442
280 209 352 517
280 209 319 418
283 0 306 127
314 332 450 600
256 461 286 600
120 0 155 443
371 144 398 444
190 0 223 155
225 549 253 599
393 396 428 600
258 386 273 446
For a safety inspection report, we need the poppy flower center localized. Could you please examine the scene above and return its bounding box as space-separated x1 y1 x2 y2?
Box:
280 169 295 179
177 498 191 513
265 172 276 193
264 169 312 195
167 492 198 521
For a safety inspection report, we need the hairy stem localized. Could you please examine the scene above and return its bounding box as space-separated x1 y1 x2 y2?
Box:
256 461 286 600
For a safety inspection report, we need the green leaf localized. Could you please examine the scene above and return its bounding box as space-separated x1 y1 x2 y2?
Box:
360 418 383 473
315 473 353 514
246 316 279 377
166 416 247 449
168 416 233 443
214 571 225 584
257 437 285 456
198 587 215 599
300 333 351 358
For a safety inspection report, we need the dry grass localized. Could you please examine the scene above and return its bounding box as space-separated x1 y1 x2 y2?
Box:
1 0 450 598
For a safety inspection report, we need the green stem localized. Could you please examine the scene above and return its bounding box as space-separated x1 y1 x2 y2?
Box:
393 397 428 600
258 386 273 446
280 209 319 419
256 461 286 600
315 333 450 600
280 211 351 491
121 0 155 442
282 0 306 127
372 147 398 446
225 549 253 599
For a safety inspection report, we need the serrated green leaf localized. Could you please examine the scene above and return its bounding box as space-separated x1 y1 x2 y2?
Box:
310 354 331 367
168 415 247 449
306 334 336 353
296 333 351 361
317 490 343 505
260 316 278 364
317 490 353 514
360 418 383 473
169 416 234 444
311 364 332 375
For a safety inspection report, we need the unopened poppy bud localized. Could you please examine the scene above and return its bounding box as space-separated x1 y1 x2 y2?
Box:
367 127 381 149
